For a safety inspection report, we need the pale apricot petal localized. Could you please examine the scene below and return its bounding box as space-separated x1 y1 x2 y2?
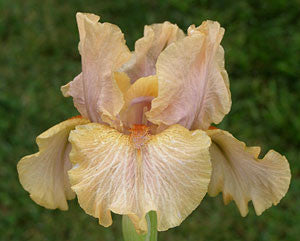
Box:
147 21 231 130
142 125 211 231
61 73 89 118
206 129 291 216
121 22 185 83
62 13 131 123
114 72 131 94
17 117 89 210
124 75 158 104
189 24 230 98
68 123 211 232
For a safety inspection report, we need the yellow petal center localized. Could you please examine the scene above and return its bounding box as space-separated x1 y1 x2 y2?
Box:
117 75 159 131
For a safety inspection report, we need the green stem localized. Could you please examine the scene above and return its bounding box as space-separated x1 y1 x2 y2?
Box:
122 212 157 241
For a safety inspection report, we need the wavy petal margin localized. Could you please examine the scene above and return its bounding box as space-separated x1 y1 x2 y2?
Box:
17 117 89 210
206 129 291 216
121 22 185 83
68 123 211 232
62 13 131 124
61 73 89 118
147 21 231 130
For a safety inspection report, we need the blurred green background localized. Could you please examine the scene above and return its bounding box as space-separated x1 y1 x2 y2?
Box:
1 0 299 240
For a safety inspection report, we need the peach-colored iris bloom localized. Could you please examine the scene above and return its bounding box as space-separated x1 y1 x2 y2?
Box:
17 13 291 233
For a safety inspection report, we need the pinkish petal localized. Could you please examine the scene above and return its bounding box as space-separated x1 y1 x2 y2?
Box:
61 73 89 118
147 21 231 130
121 22 185 83
62 13 131 124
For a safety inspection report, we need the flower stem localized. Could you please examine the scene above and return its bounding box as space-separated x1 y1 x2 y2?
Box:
122 212 157 241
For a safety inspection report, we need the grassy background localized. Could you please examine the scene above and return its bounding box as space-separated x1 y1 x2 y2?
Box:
1 0 299 240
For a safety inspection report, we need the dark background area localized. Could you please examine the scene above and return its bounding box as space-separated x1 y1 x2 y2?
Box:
1 0 299 240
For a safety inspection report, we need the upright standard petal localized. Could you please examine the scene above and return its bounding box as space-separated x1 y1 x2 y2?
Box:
61 73 89 118
62 13 131 124
147 21 231 130
206 129 291 216
68 123 211 232
17 117 89 210
121 22 185 83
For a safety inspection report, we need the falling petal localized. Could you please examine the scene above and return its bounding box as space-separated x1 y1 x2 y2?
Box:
68 123 211 232
17 117 89 210
207 128 291 216
61 73 89 118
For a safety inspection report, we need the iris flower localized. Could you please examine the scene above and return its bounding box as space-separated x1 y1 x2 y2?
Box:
18 13 291 234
